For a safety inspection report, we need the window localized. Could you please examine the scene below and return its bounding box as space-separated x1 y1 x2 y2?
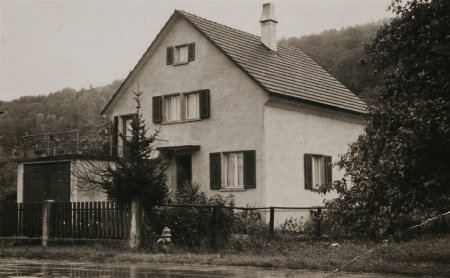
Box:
209 151 256 190
176 45 188 64
185 92 200 119
312 156 326 188
122 115 133 138
304 154 332 190
153 90 210 124
224 152 244 188
166 43 195 65
164 95 181 122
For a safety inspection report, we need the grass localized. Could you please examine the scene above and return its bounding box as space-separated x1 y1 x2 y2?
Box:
0 234 449 277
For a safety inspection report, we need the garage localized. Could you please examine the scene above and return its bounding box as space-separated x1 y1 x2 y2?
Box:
23 162 70 203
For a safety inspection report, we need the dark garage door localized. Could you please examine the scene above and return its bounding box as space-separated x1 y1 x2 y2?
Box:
24 162 70 203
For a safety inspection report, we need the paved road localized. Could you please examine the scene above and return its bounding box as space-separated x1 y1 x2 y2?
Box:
0 259 412 277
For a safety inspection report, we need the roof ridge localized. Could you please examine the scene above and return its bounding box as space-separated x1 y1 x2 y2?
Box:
178 11 310 55
176 10 261 39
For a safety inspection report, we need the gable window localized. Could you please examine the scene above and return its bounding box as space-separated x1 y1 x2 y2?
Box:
209 150 256 190
304 154 332 190
166 43 195 65
153 89 210 124
164 95 181 122
176 45 189 64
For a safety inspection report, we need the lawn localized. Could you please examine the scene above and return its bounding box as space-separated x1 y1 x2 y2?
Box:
0 234 449 277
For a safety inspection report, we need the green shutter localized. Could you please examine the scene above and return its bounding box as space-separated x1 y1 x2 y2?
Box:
244 150 256 189
199 89 210 119
166 46 174 65
152 96 162 123
188 43 195 61
325 155 333 184
111 116 118 157
210 153 221 190
304 153 313 189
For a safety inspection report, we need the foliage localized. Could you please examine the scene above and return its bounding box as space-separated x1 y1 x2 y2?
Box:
277 217 311 233
233 208 267 236
150 182 235 249
281 21 384 104
75 87 170 210
0 81 120 198
0 161 16 201
322 0 450 238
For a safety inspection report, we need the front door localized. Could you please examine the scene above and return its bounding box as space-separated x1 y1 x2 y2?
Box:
176 155 192 190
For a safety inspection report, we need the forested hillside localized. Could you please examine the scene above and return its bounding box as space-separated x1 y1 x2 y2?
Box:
0 21 386 200
281 21 384 104
0 80 120 199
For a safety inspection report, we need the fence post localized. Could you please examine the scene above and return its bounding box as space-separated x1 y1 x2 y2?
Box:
129 199 141 249
316 207 322 238
211 206 218 250
42 200 55 247
269 207 275 236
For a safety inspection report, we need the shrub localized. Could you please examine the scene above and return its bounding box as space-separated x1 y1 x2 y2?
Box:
233 208 267 236
148 182 235 249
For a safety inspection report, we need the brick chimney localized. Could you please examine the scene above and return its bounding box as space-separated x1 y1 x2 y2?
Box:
259 3 278 52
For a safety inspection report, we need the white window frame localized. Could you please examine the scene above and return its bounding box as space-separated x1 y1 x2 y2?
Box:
163 92 201 123
175 45 189 64
312 155 326 189
222 152 244 189
164 94 181 122
184 92 200 120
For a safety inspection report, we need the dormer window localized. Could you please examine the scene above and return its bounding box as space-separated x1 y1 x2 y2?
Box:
166 43 195 65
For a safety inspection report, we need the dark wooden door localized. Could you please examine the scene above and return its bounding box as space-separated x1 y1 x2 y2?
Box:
46 162 70 202
176 155 192 189
23 162 70 203
23 164 46 203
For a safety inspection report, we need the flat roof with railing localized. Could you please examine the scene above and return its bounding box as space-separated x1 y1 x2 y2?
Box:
12 130 111 161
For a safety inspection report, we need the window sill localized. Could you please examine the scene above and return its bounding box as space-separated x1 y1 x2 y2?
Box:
162 118 201 125
173 61 189 66
220 188 246 192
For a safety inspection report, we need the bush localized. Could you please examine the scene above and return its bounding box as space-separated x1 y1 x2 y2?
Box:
148 182 235 250
233 208 267 236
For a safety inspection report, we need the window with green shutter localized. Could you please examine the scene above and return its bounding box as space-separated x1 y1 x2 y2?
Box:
167 43 195 65
304 153 332 190
154 89 210 124
210 150 256 190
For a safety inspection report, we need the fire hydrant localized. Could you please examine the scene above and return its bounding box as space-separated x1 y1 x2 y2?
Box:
157 227 172 252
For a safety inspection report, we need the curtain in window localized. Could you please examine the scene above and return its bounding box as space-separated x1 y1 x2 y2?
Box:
186 93 199 119
312 156 325 186
177 46 188 63
165 96 180 121
226 153 244 187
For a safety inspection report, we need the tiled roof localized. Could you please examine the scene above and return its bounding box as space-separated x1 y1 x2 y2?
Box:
178 10 367 114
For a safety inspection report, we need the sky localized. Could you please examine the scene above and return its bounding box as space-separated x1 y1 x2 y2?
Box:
0 0 392 101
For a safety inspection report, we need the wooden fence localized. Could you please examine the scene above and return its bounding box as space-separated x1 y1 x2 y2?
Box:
51 202 129 239
0 201 128 240
0 202 42 237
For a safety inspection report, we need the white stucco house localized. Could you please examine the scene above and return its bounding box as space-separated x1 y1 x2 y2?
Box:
14 4 366 224
101 3 367 221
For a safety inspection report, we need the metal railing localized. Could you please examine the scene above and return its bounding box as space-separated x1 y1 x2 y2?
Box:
13 130 111 159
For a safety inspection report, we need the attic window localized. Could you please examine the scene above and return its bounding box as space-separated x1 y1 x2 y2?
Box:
166 43 195 65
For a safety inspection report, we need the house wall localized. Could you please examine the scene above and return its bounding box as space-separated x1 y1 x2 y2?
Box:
70 160 108 202
263 100 364 226
109 17 268 206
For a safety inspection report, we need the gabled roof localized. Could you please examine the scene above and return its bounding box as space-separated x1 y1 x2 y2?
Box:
102 10 366 115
